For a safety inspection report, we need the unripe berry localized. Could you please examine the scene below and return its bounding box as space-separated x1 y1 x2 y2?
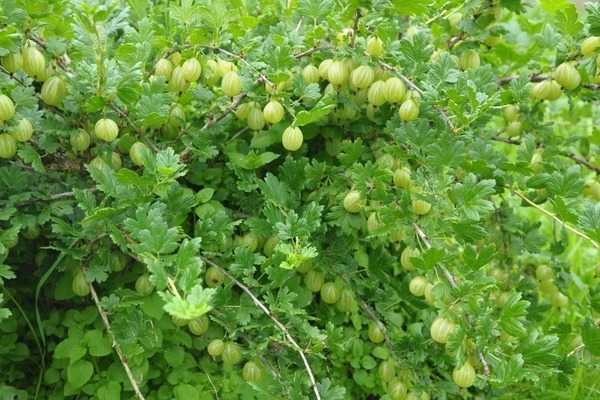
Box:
383 77 406 103
181 57 202 82
460 49 480 70
40 76 67 106
221 71 242 97
581 36 600 57
350 65 375 89
154 58 174 80
11 118 33 142
506 121 522 137
399 99 419 121
554 62 581 90
503 105 519 122
302 64 320 84
1 53 23 73
247 108 266 131
343 190 365 213
367 80 386 106
281 126 303 151
0 94 15 121
263 99 285 124
366 36 384 57
0 133 17 159
21 46 45 78
328 60 349 85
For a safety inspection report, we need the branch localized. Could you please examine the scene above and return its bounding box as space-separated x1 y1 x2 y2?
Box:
0 65 29 86
210 47 275 88
293 46 334 59
412 222 490 376
107 102 159 152
26 34 71 73
337 274 400 366
201 257 322 400
563 152 600 175
379 61 456 132
85 269 146 399
350 8 362 48
491 136 600 175
513 189 599 249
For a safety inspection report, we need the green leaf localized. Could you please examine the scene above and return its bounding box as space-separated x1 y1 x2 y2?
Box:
411 247 449 271
316 378 346 400
295 98 335 127
17 144 45 173
500 293 530 336
67 359 94 388
97 382 121 400
297 0 335 20
451 174 495 221
555 4 583 36
516 331 559 364
579 203 600 245
462 244 496 270
581 318 600 356
117 62 143 106
388 0 433 16
85 330 112 357
586 2 600 36
160 284 215 319
545 166 584 198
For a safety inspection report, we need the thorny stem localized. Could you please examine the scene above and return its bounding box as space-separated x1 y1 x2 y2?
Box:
412 223 491 376
491 136 600 175
201 257 322 400
107 102 159 152
210 47 275 89
337 274 400 366
513 189 599 249
85 270 146 400
293 46 335 59
378 61 457 132
0 65 28 86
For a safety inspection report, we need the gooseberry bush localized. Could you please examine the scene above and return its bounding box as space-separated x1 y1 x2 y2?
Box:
2 0 600 399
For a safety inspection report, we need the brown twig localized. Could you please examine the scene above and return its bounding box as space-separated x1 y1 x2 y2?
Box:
412 223 491 376
0 65 29 86
85 270 146 399
107 102 159 152
201 257 322 400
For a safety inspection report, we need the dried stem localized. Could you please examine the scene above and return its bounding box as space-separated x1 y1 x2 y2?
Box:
201 257 322 400
412 222 491 376
513 190 599 249
85 270 146 399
